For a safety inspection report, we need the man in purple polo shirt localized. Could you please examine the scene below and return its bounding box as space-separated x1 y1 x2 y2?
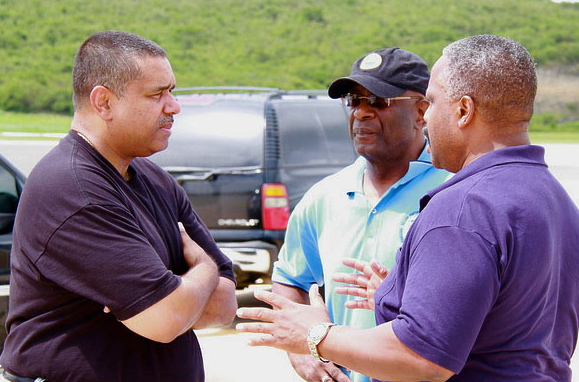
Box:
236 35 579 381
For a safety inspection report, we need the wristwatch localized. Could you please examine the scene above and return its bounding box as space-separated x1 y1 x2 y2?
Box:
307 322 336 363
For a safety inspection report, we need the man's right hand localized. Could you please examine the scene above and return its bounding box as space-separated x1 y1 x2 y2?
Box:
271 283 353 382
288 352 352 382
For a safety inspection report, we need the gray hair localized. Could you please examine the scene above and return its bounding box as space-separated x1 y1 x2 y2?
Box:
441 34 537 123
72 30 167 110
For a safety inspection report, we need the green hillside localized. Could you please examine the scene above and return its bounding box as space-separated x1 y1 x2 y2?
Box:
1 0 579 118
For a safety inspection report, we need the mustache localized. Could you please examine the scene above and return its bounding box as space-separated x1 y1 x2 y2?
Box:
159 116 174 126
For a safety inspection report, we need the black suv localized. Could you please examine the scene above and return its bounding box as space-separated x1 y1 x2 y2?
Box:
0 153 27 349
151 87 357 288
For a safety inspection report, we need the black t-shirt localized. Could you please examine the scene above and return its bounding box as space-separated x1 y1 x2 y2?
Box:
0 132 234 381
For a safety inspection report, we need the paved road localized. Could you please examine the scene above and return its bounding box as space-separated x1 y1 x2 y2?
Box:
0 140 577 381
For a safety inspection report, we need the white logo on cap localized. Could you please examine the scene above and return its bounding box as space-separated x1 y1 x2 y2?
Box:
359 52 382 71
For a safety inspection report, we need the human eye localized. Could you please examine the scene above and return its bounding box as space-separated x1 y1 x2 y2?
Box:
370 95 391 108
350 94 361 107
368 95 390 109
150 85 175 100
341 94 359 108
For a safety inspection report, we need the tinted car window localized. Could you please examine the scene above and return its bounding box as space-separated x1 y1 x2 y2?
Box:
272 99 353 167
0 156 25 286
0 165 19 235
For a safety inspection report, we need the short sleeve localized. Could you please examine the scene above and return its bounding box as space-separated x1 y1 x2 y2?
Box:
272 192 323 292
37 204 181 321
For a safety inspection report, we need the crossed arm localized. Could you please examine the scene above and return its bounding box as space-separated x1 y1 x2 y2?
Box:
119 223 237 342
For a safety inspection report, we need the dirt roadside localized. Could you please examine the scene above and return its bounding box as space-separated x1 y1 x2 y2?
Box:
536 67 579 119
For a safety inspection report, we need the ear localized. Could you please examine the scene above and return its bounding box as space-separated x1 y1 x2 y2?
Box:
89 85 114 121
457 95 475 129
414 98 429 130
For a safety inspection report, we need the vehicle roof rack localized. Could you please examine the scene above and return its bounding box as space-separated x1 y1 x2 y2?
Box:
174 86 283 94
173 87 332 102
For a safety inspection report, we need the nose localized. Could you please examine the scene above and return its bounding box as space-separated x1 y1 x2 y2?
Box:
352 102 375 120
165 94 181 115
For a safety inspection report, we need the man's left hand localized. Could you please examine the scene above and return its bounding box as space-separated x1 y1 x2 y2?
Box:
332 258 389 311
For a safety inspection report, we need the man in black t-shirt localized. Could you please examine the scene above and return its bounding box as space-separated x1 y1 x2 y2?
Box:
0 31 237 382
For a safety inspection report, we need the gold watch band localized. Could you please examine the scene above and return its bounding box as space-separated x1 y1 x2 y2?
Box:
307 322 336 363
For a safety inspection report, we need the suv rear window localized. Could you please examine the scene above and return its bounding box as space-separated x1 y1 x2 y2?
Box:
271 98 353 167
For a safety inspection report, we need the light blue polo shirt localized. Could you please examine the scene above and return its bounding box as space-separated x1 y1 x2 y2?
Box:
272 147 451 382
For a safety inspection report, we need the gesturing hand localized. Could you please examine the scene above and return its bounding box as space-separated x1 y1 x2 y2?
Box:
332 258 389 311
236 284 332 355
287 353 353 382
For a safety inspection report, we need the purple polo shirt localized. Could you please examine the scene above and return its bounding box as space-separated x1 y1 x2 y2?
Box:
374 145 579 381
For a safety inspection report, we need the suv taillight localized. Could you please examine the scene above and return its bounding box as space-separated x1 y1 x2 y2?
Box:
261 183 290 230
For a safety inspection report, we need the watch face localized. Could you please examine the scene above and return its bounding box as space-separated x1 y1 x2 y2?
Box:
311 324 325 337
309 323 330 341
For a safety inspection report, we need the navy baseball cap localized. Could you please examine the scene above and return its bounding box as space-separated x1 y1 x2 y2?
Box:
328 47 430 98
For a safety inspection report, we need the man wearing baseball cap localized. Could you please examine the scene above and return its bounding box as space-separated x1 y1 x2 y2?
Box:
271 48 451 382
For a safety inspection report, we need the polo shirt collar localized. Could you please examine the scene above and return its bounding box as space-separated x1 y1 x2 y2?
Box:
395 146 435 188
346 144 434 195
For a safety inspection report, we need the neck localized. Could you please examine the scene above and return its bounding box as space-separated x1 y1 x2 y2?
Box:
461 127 531 170
363 164 406 203
362 138 425 201
72 129 132 182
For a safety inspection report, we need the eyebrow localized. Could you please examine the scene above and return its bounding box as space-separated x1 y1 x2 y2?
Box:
148 83 176 94
158 83 176 91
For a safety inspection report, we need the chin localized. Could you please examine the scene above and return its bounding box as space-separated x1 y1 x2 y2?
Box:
155 137 171 152
431 154 443 170
140 143 169 158
354 142 376 156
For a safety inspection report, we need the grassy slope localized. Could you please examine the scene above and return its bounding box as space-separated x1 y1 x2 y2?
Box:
1 0 579 111
0 0 578 137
